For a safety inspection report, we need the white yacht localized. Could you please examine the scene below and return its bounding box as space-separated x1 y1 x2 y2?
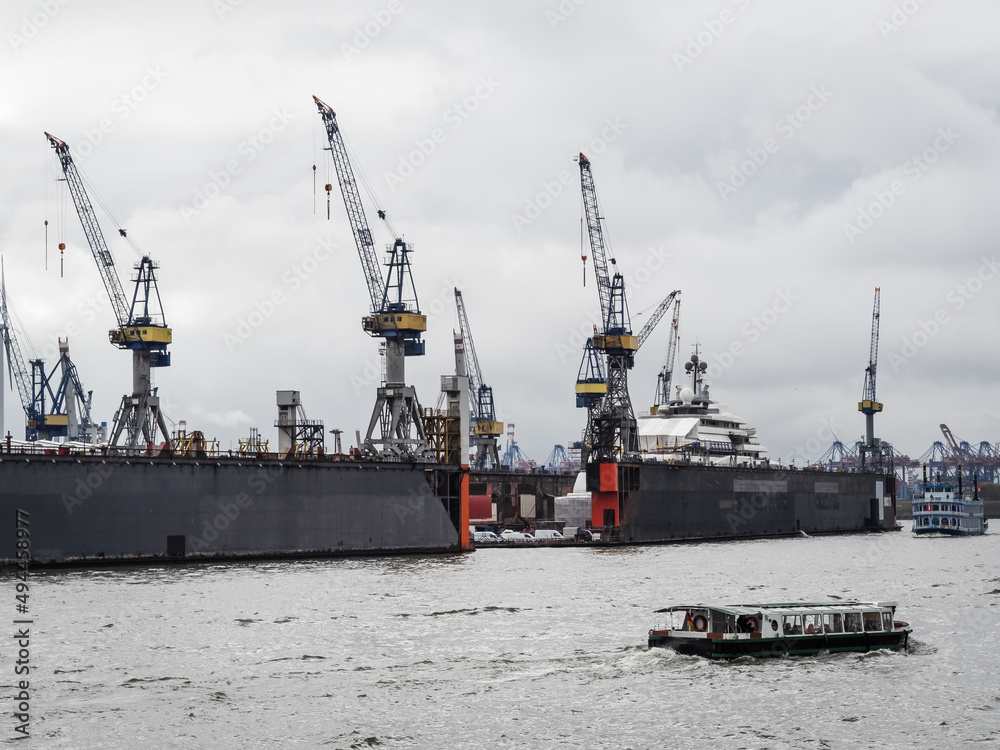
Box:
637 351 768 467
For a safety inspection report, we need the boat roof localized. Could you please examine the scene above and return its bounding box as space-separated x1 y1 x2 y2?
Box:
655 601 897 615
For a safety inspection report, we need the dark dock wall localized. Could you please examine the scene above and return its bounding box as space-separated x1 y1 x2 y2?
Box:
0 455 461 563
622 464 896 542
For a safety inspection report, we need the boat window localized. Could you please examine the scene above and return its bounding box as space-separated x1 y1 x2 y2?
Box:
803 614 821 634
844 612 862 632
863 611 882 631
933 505 939 511
932 517 939 526
782 615 802 635
770 619 779 633
882 612 892 630
827 613 843 633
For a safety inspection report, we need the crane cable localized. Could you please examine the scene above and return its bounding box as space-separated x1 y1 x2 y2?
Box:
341 129 399 240
72 161 145 261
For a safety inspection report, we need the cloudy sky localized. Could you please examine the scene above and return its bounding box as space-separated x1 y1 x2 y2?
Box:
1 0 998 465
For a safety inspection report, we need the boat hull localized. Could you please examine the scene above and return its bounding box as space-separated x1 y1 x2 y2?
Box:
612 463 896 543
647 630 910 658
0 452 464 564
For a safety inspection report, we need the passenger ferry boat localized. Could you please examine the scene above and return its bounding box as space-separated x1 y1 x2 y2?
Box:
648 601 911 658
912 470 988 536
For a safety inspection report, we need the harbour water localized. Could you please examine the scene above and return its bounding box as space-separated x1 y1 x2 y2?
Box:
12 531 999 748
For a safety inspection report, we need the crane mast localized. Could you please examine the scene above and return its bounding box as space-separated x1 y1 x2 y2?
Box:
858 287 884 470
46 132 171 451
578 153 638 462
313 96 429 459
654 296 682 410
454 288 502 469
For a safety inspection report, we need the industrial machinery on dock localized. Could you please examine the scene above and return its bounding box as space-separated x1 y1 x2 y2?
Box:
46 132 171 451
1 260 102 442
454 288 502 469
314 96 429 460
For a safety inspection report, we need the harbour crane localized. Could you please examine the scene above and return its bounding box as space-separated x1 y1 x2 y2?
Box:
45 132 171 451
454 288 502 469
653 295 682 411
858 287 883 470
577 152 638 462
1 260 42 439
313 96 428 459
1 263 98 441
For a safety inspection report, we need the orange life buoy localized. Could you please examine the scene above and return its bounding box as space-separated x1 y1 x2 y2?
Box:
747 617 759 633
692 614 708 632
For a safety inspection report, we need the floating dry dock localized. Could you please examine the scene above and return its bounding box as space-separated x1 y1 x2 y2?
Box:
0 444 467 565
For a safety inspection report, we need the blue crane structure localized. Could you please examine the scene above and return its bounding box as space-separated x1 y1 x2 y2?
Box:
46 132 171 451
2 261 99 441
314 96 429 459
454 288 502 469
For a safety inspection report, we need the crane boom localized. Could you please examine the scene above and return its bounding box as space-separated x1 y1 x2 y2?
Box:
654 296 682 408
312 96 385 313
636 290 680 349
44 133 132 329
454 289 486 417
578 153 620 332
454 288 501 468
0 261 33 420
862 288 880 405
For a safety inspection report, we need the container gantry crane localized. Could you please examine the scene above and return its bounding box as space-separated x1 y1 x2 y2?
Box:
313 96 428 459
45 133 171 451
858 287 884 471
578 152 638 462
454 288 502 469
